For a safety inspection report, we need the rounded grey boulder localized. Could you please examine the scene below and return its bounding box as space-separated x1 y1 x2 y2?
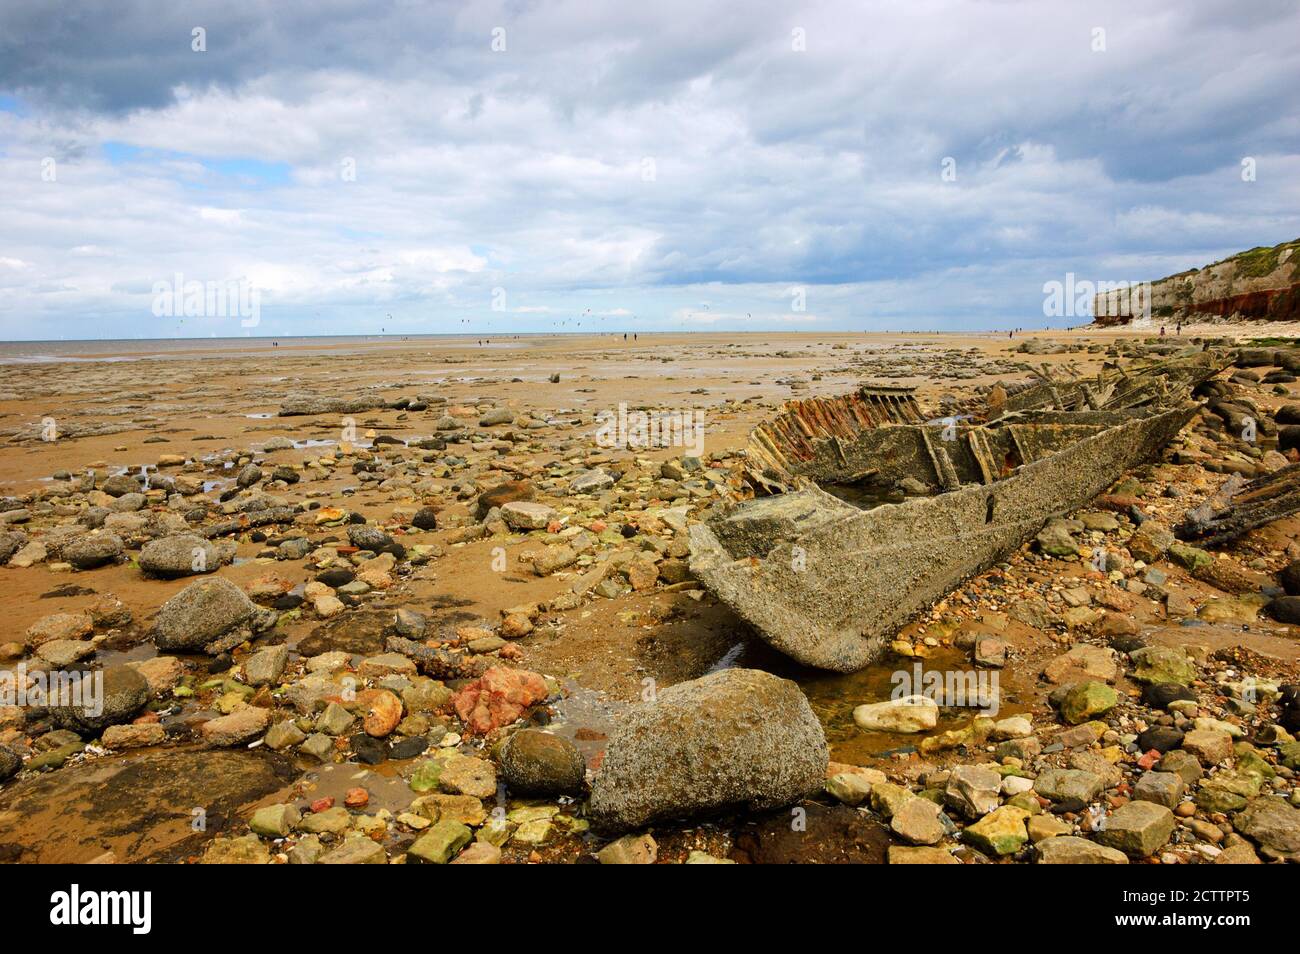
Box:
63 533 124 569
139 534 231 578
153 576 260 652
52 666 149 734
589 668 828 830
499 728 586 796
100 474 140 497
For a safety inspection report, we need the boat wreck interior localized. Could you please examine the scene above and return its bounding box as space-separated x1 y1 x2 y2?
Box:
691 347 1234 671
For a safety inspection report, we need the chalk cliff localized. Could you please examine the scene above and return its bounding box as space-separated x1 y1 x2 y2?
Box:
1093 238 1300 326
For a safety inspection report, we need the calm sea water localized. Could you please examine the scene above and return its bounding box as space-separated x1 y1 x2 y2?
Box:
0 333 559 365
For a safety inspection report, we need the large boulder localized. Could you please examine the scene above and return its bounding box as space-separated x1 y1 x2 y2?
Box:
278 395 380 416
62 532 124 569
1278 559 1300 596
51 666 149 734
589 668 828 830
1126 520 1174 564
1129 646 1197 686
0 745 21 781
139 534 232 578
152 576 264 653
25 612 93 649
500 502 555 531
1095 800 1175 858
1036 835 1129 864
200 706 272 747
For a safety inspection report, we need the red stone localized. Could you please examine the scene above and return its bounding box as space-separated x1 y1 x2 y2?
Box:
450 666 550 734
344 787 369 808
310 797 335 813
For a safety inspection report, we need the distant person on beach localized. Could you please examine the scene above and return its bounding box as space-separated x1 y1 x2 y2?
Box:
1160 325 1166 336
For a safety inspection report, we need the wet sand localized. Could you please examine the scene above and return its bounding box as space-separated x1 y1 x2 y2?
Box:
2 325 1299 863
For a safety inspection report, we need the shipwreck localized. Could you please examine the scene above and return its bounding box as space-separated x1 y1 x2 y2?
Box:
689 348 1230 672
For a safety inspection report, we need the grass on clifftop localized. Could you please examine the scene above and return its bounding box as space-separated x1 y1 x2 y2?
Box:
1230 239 1300 279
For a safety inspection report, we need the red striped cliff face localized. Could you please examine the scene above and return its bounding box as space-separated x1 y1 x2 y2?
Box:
1091 239 1300 326
1191 284 1300 322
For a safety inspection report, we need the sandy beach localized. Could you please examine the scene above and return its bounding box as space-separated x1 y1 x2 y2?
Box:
1 324 1299 865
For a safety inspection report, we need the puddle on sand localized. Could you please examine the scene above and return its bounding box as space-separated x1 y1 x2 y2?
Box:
548 680 628 769
708 642 1026 765
0 747 296 863
92 640 158 669
794 649 1012 763
293 761 418 815
1 639 156 678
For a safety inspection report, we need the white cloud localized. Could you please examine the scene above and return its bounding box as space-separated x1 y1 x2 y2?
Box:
0 0 1297 338
197 207 243 225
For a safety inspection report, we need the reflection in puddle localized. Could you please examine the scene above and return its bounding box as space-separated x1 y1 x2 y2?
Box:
294 761 418 817
705 641 1025 764
548 680 627 769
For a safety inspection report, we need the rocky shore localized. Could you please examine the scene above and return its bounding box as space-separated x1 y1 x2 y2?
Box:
0 331 1298 864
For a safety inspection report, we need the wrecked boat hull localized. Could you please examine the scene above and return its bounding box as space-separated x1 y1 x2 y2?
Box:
690 403 1199 672
742 349 1228 493
995 348 1229 417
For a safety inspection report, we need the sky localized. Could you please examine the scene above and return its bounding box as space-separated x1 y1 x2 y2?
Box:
1 0 1298 341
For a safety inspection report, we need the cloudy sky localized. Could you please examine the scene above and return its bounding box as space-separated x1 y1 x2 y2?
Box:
1 0 1298 340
